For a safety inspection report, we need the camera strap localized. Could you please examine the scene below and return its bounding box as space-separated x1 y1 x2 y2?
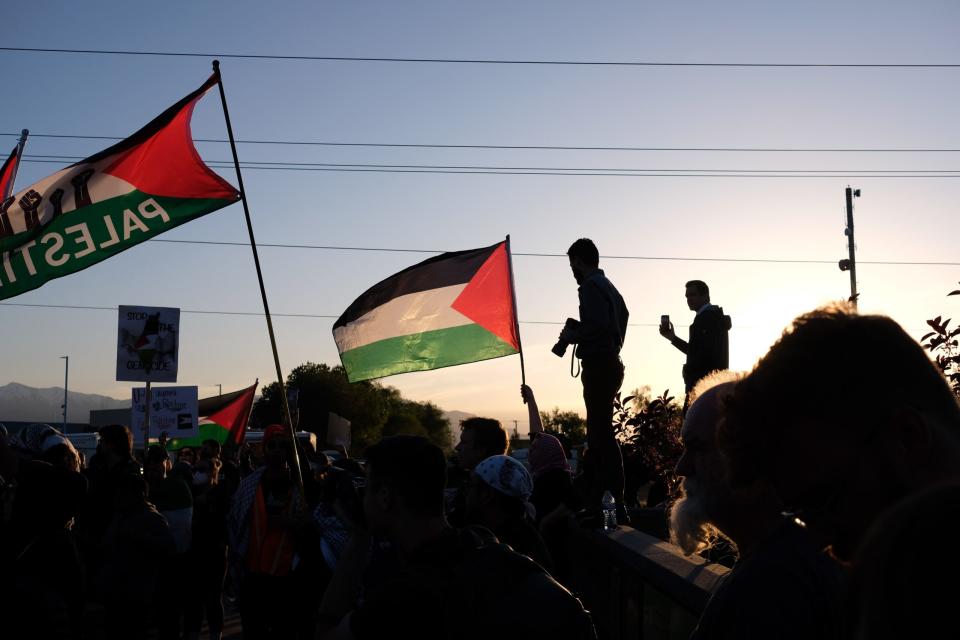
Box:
570 349 581 378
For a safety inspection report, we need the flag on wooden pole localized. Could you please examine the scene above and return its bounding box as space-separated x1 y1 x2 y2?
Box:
0 73 239 300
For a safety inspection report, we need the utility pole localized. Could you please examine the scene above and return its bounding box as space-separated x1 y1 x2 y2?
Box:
838 186 861 308
60 356 69 431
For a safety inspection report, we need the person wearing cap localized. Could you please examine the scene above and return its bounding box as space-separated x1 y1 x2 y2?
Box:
466 454 554 571
317 436 595 640
226 424 309 637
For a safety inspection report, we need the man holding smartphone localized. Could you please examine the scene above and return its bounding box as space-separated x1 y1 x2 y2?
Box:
556 238 629 521
660 280 730 398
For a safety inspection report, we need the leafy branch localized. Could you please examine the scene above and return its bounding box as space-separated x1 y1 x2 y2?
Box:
921 282 960 399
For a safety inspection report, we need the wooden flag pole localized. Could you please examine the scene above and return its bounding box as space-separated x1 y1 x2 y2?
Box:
143 380 151 462
505 234 526 386
212 60 304 498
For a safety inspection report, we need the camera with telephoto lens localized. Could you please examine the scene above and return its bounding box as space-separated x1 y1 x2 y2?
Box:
552 318 581 357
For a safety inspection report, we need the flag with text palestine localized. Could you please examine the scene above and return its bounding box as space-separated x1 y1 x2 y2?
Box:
0 72 240 301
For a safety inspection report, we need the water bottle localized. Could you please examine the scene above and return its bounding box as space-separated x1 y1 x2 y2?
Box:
601 490 617 531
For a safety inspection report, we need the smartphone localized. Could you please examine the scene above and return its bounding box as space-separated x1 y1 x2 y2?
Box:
661 314 670 329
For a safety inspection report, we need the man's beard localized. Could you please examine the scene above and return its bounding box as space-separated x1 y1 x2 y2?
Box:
670 478 721 556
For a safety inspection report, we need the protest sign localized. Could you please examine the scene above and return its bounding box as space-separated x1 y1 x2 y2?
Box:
117 305 180 382
133 385 198 438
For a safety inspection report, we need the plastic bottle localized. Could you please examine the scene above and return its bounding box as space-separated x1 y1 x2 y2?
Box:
601 490 617 531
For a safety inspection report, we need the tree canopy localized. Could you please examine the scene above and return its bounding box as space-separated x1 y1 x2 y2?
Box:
251 362 452 454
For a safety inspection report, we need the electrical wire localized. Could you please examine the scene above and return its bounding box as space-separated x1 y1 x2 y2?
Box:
2 46 958 68
6 132 960 153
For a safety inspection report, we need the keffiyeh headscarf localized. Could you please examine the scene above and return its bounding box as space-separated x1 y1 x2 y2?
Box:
8 423 75 457
474 454 536 519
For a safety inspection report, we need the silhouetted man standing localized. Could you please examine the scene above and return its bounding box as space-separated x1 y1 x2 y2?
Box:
660 280 729 395
558 238 628 518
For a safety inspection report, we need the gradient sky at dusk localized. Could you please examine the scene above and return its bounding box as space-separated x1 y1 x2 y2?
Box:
2 1 958 432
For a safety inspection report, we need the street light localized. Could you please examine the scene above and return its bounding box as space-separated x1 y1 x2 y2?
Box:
60 356 69 432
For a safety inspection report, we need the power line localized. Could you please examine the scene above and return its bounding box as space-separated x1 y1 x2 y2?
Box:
0 301 666 326
2 46 959 68
21 154 960 174
145 239 960 266
17 158 960 178
6 132 960 153
0 302 331 318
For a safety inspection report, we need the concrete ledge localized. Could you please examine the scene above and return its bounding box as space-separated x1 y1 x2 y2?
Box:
567 525 729 640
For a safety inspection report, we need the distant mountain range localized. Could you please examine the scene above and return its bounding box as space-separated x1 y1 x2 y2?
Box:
0 382 476 437
0 382 127 424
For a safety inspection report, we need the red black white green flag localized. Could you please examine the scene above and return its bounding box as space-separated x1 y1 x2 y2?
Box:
167 381 258 449
0 72 240 301
0 144 22 202
333 240 522 382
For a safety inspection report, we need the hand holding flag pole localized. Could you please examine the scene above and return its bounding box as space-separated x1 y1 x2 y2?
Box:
212 60 305 499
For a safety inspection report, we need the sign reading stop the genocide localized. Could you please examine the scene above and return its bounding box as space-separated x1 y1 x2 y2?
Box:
117 305 180 382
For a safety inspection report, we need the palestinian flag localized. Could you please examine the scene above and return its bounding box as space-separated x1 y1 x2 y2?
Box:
167 381 258 450
0 72 239 301
134 312 161 372
334 240 522 382
0 143 22 202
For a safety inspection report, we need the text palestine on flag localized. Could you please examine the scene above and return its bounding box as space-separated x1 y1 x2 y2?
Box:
0 72 239 301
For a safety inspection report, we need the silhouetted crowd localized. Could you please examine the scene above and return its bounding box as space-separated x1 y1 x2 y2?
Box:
2 299 959 640
0 407 591 639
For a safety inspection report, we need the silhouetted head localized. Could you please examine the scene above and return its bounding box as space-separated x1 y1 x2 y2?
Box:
98 424 133 464
115 473 149 513
193 457 221 488
262 425 291 470
671 371 751 554
529 432 569 479
200 439 221 461
720 303 960 560
9 423 81 472
364 436 447 537
465 454 534 526
144 444 171 483
456 417 509 471
567 238 599 285
685 280 710 311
